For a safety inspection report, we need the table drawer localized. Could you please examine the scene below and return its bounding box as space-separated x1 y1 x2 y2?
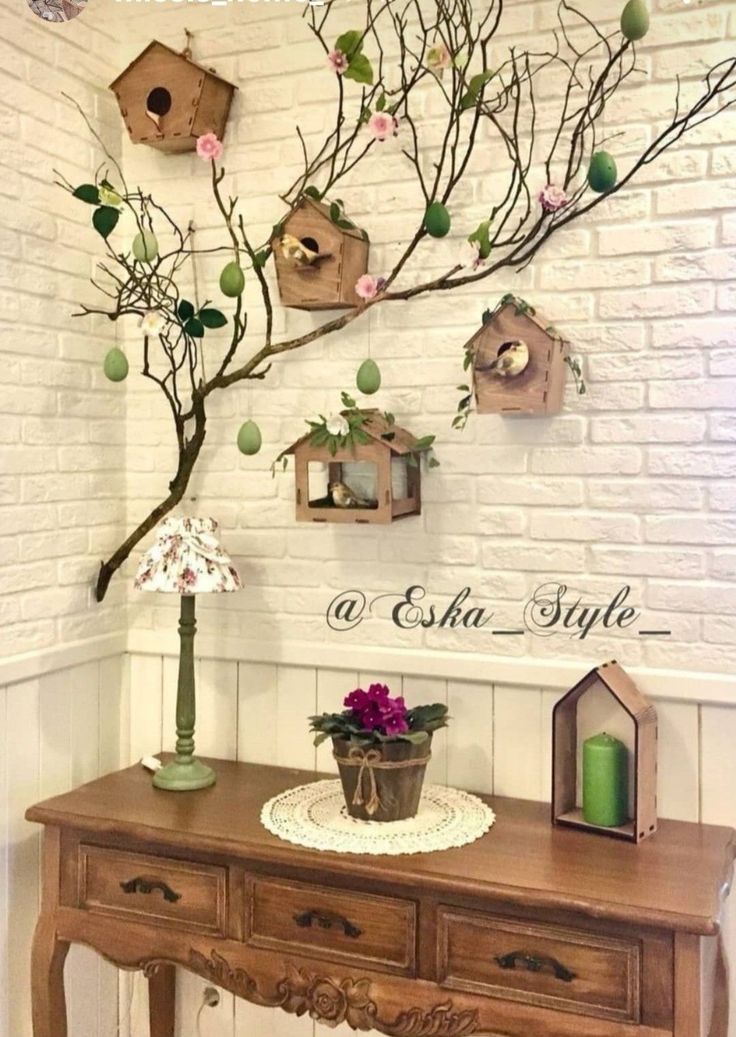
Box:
438 908 641 1023
78 845 227 935
248 877 416 975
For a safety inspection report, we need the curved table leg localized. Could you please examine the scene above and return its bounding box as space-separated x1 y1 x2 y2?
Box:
31 912 69 1037
148 963 176 1037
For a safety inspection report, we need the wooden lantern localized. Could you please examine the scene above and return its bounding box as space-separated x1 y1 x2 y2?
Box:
271 197 369 311
465 295 570 416
283 411 421 525
110 41 236 154
552 660 658 843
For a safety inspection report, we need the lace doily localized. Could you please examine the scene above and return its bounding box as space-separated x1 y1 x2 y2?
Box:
261 779 495 856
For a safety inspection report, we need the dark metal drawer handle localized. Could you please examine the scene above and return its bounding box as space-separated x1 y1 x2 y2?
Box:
119 877 182 904
293 909 363 939
495 951 576 983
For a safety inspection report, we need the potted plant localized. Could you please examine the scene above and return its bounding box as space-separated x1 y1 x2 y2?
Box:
310 684 449 822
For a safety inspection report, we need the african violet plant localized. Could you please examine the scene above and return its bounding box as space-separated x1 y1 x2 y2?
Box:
310 683 449 746
58 0 736 601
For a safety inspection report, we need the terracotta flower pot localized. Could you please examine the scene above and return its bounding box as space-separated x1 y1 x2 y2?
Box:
333 735 433 822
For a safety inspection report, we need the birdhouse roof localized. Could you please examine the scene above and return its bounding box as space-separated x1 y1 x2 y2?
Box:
555 660 656 724
282 196 366 242
464 294 571 351
109 40 237 92
284 410 421 457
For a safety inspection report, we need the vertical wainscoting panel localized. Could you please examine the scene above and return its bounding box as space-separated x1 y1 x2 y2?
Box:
403 676 448 786
0 685 8 1037
493 685 545 801
316 668 358 775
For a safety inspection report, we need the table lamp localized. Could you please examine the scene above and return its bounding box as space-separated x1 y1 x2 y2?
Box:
134 516 241 791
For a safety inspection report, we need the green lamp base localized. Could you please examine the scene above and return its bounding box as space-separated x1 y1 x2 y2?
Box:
153 757 216 792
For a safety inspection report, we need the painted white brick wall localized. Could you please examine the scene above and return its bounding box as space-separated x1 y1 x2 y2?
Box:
0 0 128 658
109 0 736 675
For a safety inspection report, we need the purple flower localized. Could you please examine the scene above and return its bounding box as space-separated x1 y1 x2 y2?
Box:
344 683 409 736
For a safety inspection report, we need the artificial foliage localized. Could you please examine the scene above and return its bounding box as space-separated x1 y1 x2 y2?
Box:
56 1 736 600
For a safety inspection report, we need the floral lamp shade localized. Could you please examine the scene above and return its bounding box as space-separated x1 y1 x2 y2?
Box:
134 516 241 595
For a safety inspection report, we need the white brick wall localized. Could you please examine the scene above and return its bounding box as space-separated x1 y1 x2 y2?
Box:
0 0 128 658
2 0 735 677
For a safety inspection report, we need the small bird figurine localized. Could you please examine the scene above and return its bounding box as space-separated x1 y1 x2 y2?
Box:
280 234 329 267
477 339 530 378
329 481 374 509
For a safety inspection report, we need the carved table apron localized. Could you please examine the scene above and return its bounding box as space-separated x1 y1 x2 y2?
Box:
26 758 735 1037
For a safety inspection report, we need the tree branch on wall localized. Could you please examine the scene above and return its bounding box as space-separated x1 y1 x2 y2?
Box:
59 0 736 601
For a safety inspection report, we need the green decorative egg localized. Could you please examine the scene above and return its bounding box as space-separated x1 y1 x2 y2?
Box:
103 347 129 382
621 0 649 41
356 359 381 395
220 261 245 298
424 201 451 238
587 151 618 193
132 231 159 263
237 420 262 456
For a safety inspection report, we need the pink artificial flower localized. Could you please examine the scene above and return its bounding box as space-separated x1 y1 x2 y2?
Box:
539 184 568 213
196 133 223 162
344 684 409 736
368 111 399 142
327 49 349 74
427 42 452 71
355 273 382 300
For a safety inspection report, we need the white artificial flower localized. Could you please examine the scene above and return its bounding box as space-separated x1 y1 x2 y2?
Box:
326 414 350 437
140 310 166 336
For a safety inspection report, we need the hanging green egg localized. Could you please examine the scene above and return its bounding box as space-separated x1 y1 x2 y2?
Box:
220 261 245 298
132 230 159 263
356 359 381 395
103 347 129 382
621 0 650 41
237 420 262 455
587 151 618 193
425 201 451 238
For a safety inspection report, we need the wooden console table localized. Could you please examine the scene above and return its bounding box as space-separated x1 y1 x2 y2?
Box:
26 758 734 1037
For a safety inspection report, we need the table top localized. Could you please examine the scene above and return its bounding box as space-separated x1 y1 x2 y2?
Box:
27 757 735 936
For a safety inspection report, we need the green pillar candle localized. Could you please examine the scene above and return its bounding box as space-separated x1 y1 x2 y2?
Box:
582 732 629 827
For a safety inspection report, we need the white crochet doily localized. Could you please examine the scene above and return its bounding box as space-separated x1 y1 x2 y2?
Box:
261 779 496 856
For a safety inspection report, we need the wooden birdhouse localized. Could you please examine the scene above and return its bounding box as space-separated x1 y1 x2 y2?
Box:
465 295 570 415
552 660 658 844
110 41 236 154
283 411 421 524
272 197 369 311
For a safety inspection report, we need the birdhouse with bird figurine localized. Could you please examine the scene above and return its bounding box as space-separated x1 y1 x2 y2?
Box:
272 196 369 311
552 660 658 844
464 294 571 416
281 409 429 525
110 41 236 154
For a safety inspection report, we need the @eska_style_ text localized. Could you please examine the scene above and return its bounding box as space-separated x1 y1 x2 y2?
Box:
326 582 672 641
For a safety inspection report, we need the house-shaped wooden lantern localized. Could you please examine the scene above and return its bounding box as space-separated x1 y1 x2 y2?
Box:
271 197 369 311
465 295 570 415
552 660 658 843
110 41 236 154
284 411 421 525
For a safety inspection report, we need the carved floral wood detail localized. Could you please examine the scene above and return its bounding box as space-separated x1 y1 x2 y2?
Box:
186 948 481 1036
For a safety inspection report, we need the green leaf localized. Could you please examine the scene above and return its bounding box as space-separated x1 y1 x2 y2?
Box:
73 184 100 205
178 299 195 321
336 29 363 59
92 206 119 240
254 249 269 269
460 69 493 110
303 186 322 201
337 218 356 230
344 53 374 86
328 437 338 457
199 308 227 329
341 391 357 409
184 317 205 339
397 731 431 744
376 93 386 111
413 434 436 451
383 411 395 427
428 456 440 468
329 202 341 223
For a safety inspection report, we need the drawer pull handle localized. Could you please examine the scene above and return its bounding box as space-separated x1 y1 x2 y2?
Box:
119 877 182 904
495 951 576 983
293 909 362 939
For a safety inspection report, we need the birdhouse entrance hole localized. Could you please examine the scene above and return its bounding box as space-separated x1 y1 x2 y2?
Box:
496 340 515 359
146 87 172 116
300 236 319 254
